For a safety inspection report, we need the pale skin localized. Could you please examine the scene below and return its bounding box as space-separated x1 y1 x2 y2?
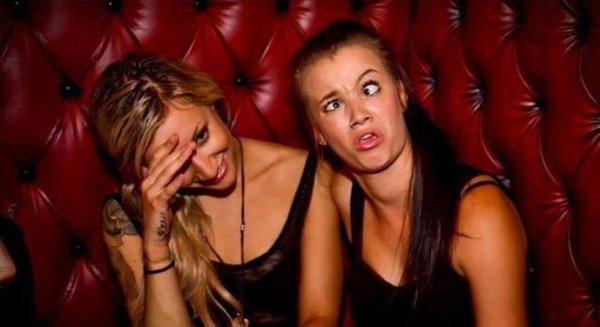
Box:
299 44 528 326
0 238 17 285
102 100 342 327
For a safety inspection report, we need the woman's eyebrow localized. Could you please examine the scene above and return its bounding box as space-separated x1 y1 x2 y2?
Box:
318 90 338 104
357 68 378 82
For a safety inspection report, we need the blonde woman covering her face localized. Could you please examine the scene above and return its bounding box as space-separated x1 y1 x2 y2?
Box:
90 54 342 327
293 21 527 327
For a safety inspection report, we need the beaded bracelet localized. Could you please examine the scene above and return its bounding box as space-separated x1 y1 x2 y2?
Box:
144 259 175 275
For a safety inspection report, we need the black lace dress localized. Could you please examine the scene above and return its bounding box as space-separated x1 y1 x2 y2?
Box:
196 151 317 327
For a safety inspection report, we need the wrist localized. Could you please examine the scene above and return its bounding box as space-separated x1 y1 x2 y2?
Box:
143 242 171 265
144 258 175 275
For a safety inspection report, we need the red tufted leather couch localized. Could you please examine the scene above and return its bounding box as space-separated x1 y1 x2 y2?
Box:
1 1 599 326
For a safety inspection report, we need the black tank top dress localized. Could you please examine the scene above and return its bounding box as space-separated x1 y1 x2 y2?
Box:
195 151 317 327
346 176 500 326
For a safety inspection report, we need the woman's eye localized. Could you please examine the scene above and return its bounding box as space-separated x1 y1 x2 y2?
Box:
363 80 380 96
195 127 209 144
323 99 341 112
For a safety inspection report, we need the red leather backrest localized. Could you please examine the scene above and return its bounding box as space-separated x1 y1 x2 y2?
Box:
1 1 598 326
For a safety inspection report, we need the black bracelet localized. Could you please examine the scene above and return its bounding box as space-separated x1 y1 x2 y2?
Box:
144 259 175 275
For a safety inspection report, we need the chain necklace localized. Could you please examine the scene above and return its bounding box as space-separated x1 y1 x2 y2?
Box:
236 138 247 326
204 138 248 327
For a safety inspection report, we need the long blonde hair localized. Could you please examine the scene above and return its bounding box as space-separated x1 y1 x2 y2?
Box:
91 53 239 326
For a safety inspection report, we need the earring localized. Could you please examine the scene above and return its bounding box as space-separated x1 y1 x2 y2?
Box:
317 139 327 147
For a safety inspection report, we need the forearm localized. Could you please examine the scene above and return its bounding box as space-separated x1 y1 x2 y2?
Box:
144 264 191 327
0 239 17 285
299 162 344 327
143 244 191 327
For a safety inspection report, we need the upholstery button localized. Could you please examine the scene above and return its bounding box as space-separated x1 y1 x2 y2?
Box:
533 98 545 111
10 0 28 19
449 0 466 25
234 74 247 86
427 75 436 88
106 0 122 13
276 0 289 13
60 80 81 99
477 85 487 97
515 15 525 26
19 168 35 182
71 241 87 256
576 11 590 42
195 0 210 11
351 0 365 12
456 9 464 22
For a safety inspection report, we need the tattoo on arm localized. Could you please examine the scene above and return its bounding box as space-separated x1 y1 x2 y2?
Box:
102 199 144 326
156 211 169 238
103 199 139 247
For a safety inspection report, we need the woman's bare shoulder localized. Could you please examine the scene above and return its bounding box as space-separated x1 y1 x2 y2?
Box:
452 174 526 275
241 138 307 168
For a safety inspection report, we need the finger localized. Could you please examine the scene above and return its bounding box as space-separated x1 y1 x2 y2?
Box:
144 142 194 185
159 173 185 202
141 143 191 193
147 134 179 170
189 154 212 182
146 143 195 193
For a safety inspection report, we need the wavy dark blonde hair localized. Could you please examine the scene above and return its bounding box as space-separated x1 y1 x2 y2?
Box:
91 53 239 326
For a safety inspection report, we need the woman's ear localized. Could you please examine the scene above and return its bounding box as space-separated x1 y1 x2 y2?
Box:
314 131 327 147
396 80 408 112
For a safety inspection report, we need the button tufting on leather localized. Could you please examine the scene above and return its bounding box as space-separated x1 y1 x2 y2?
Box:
576 10 590 42
469 83 487 110
351 0 365 13
106 0 122 13
477 84 487 98
515 14 525 26
276 0 289 14
451 0 465 24
19 168 35 182
427 72 437 89
533 97 545 112
71 241 87 256
10 0 28 19
60 80 82 99
195 0 210 11
234 74 247 86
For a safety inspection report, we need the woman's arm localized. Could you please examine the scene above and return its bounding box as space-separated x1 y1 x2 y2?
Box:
298 159 344 327
102 199 145 327
0 237 16 285
453 179 528 327
140 135 194 327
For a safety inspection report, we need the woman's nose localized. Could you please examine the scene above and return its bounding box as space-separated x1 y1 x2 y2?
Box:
349 101 371 129
191 150 216 180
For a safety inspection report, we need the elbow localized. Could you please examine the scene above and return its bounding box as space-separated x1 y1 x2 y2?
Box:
0 264 17 285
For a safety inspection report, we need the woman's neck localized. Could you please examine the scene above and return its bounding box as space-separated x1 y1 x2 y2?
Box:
353 143 413 213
